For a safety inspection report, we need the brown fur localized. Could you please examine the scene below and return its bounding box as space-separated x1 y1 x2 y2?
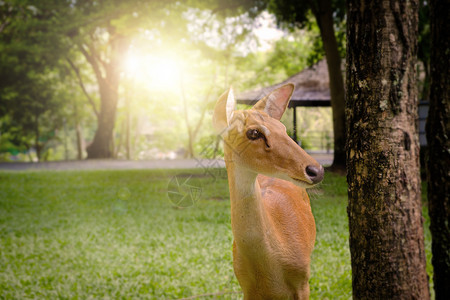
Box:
214 84 323 299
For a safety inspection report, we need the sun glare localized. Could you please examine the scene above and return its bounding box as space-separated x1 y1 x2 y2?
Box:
125 52 181 90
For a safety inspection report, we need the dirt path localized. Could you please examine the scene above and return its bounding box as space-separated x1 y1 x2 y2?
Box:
0 154 333 171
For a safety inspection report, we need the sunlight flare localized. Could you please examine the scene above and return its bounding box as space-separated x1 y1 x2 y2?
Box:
125 52 182 90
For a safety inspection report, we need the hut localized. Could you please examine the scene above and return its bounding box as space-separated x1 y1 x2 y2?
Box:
237 59 429 147
236 59 331 144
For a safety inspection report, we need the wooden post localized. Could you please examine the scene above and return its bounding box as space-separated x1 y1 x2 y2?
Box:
292 106 298 144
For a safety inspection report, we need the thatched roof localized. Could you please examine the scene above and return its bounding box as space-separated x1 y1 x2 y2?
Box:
236 59 332 107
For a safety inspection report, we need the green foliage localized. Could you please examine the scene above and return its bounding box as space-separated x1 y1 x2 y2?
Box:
418 0 431 65
0 69 68 160
295 107 333 151
267 0 346 29
0 0 345 161
0 169 434 298
237 26 324 93
0 0 73 160
265 0 347 64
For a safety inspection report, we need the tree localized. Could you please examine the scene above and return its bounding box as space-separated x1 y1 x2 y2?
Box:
63 56 95 160
346 0 429 298
61 1 136 159
182 8 261 158
266 0 347 169
0 1 67 161
67 0 257 159
0 67 67 161
426 0 450 298
52 0 194 159
70 0 264 159
73 26 129 159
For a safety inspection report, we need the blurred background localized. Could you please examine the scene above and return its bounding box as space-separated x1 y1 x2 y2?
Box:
0 0 429 163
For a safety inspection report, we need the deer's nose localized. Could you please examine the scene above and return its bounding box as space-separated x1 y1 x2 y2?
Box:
305 165 324 184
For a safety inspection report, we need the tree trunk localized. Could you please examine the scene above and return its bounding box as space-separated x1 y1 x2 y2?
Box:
180 73 194 158
86 79 118 158
85 30 128 159
125 107 131 160
426 1 450 298
34 114 41 162
125 88 132 160
73 100 84 160
346 1 430 298
421 60 430 100
75 122 83 160
315 0 346 170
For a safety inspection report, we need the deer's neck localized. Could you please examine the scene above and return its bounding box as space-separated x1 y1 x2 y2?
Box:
225 161 270 249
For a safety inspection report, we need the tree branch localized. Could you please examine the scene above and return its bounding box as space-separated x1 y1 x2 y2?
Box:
0 20 10 34
88 32 109 70
66 57 99 118
211 3 241 15
191 76 217 141
0 2 15 34
307 0 320 19
76 41 104 84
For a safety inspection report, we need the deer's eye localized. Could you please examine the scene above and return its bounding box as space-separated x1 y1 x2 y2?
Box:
246 129 261 140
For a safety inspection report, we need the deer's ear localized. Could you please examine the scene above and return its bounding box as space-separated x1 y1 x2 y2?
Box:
213 87 235 133
253 83 294 120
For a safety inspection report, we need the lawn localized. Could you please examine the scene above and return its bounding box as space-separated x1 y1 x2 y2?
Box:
0 168 433 299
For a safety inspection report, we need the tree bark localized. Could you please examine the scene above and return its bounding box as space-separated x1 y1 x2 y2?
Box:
314 0 346 169
86 79 117 158
84 29 128 159
426 1 450 298
346 0 430 299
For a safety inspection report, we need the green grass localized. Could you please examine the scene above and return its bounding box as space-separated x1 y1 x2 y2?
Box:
0 169 433 299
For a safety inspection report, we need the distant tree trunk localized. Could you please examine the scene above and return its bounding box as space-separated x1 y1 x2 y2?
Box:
426 1 450 298
125 88 132 160
72 100 83 160
86 83 117 158
314 0 346 169
34 114 42 162
125 107 131 160
346 0 430 299
26 148 33 162
75 122 83 160
81 28 128 159
180 73 194 158
115 120 124 158
421 60 430 100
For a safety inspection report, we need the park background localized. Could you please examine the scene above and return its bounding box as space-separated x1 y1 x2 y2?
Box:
1 1 447 299
0 1 381 163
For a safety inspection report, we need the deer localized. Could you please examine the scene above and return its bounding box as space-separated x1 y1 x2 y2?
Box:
212 83 324 300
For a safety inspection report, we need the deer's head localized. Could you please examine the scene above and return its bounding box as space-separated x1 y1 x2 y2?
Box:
213 83 324 188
